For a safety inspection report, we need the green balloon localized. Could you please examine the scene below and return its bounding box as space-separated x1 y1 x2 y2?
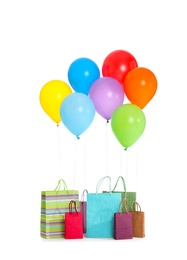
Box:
111 104 146 150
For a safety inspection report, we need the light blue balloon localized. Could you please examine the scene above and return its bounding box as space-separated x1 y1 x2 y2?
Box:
68 57 100 95
60 93 95 138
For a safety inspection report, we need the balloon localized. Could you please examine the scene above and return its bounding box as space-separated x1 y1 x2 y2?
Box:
68 57 100 95
89 77 124 122
102 50 138 85
111 104 146 150
39 80 72 124
60 93 95 138
123 67 157 109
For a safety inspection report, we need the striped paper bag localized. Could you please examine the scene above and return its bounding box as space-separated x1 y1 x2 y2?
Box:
40 179 79 239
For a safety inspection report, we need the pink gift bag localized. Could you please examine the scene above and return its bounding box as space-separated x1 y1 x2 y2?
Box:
114 198 133 240
65 200 83 239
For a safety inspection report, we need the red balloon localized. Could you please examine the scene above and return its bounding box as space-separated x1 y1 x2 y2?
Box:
102 50 138 85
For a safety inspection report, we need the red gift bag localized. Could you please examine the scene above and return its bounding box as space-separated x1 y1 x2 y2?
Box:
65 200 83 239
114 198 133 240
79 189 88 233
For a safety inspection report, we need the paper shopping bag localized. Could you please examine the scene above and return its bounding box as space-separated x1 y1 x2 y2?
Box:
65 200 83 239
114 198 133 240
131 201 145 238
79 189 88 233
86 176 121 238
103 176 136 211
40 179 79 239
40 212 65 239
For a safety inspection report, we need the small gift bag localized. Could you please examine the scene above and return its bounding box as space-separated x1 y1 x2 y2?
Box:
131 201 145 238
79 189 88 233
114 198 133 240
65 200 83 239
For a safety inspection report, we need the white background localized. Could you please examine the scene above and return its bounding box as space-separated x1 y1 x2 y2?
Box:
0 0 187 259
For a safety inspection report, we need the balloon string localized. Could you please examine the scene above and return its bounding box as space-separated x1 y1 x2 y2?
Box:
105 121 109 176
125 149 129 190
83 135 86 188
56 124 63 177
135 142 139 199
120 147 123 177
120 148 129 190
73 137 78 190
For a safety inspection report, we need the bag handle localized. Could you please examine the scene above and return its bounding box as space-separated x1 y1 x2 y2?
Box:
69 200 78 214
54 179 68 192
118 197 128 213
81 189 88 201
53 179 69 212
112 176 126 192
96 176 112 193
131 201 141 212
96 176 111 194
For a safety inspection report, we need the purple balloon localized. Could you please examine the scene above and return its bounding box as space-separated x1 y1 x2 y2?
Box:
89 77 124 121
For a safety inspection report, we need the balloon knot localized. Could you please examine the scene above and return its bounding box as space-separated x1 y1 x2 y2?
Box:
106 119 109 123
124 147 128 151
76 136 80 140
57 123 59 127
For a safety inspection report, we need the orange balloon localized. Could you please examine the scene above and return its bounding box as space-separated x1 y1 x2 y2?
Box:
123 67 157 109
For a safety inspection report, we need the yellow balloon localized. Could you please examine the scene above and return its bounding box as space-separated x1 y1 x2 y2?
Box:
39 80 72 124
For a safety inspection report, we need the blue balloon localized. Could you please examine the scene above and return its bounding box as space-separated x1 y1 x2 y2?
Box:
60 93 95 138
68 57 100 95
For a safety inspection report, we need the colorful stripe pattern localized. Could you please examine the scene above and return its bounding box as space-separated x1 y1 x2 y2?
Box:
40 190 79 239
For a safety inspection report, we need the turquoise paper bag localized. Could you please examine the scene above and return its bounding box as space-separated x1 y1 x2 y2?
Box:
86 176 121 238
